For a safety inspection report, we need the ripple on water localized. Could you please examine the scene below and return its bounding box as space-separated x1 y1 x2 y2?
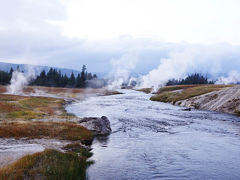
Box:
66 89 240 180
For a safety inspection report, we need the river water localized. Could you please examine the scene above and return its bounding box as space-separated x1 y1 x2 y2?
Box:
66 89 240 180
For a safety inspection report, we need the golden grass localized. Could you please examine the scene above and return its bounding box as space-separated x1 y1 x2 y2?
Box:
0 149 93 180
156 85 198 94
136 88 153 94
101 90 123 96
151 85 232 104
0 121 93 144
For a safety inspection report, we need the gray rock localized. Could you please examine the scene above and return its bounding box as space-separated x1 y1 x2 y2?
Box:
79 116 112 135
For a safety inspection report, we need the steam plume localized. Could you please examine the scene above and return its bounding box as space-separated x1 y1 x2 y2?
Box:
108 53 138 89
216 71 240 85
7 66 35 95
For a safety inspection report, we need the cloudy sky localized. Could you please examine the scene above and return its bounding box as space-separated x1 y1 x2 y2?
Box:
0 0 240 77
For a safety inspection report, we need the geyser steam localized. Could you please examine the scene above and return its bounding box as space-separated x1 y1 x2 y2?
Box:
138 44 240 90
108 53 138 89
7 66 35 95
7 71 28 95
216 71 240 85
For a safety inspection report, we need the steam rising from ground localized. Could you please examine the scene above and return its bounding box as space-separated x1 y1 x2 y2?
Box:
216 71 240 85
7 66 35 95
139 50 195 89
137 45 240 90
108 53 138 89
7 71 28 94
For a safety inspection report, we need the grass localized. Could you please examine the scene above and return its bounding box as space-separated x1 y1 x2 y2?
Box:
0 85 98 179
0 94 72 121
136 88 153 94
0 149 93 180
156 85 197 94
101 90 123 96
7 111 43 119
234 110 240 116
150 85 232 104
0 121 93 144
63 143 93 158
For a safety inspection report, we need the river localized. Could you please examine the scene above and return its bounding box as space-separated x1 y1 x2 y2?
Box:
66 89 240 180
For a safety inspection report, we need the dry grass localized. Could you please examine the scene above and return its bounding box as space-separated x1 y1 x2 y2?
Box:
156 85 198 94
1 85 123 98
101 90 123 96
0 86 6 93
151 85 232 104
0 121 93 144
137 88 153 94
0 149 93 180
63 143 93 158
0 85 97 179
0 94 71 121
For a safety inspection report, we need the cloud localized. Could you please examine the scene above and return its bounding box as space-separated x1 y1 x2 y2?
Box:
0 0 240 80
60 0 240 45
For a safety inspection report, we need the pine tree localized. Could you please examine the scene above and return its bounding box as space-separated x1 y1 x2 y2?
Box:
69 72 76 87
80 65 87 87
9 67 14 76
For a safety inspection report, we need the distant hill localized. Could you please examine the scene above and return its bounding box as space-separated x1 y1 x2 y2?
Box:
0 62 104 77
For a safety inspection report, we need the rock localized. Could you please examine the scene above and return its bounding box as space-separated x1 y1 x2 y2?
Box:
176 85 240 115
79 116 112 135
182 108 191 111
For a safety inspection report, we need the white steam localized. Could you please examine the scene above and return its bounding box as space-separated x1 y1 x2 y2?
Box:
139 49 196 90
108 53 138 89
216 71 240 85
7 66 36 95
7 71 28 95
138 45 239 90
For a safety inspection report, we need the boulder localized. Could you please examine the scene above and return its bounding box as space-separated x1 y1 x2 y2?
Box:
182 108 191 111
79 116 112 135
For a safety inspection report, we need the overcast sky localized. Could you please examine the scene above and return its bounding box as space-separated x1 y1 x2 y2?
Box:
0 0 240 75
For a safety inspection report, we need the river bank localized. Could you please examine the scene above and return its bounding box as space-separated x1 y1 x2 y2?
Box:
0 86 116 179
148 85 240 116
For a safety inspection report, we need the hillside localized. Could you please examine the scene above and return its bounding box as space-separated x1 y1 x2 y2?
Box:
150 85 240 116
0 62 105 77
176 85 240 115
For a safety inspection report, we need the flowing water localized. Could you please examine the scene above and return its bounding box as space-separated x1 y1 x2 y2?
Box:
67 89 240 180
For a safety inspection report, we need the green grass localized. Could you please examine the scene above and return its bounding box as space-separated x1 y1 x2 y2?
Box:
0 149 93 180
0 94 76 121
7 110 44 119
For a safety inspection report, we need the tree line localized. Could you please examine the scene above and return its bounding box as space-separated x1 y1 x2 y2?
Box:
31 65 97 88
166 73 214 86
0 65 98 88
0 67 14 85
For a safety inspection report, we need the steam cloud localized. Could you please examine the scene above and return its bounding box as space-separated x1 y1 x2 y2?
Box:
108 53 138 89
216 71 240 85
7 66 35 95
138 45 240 90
